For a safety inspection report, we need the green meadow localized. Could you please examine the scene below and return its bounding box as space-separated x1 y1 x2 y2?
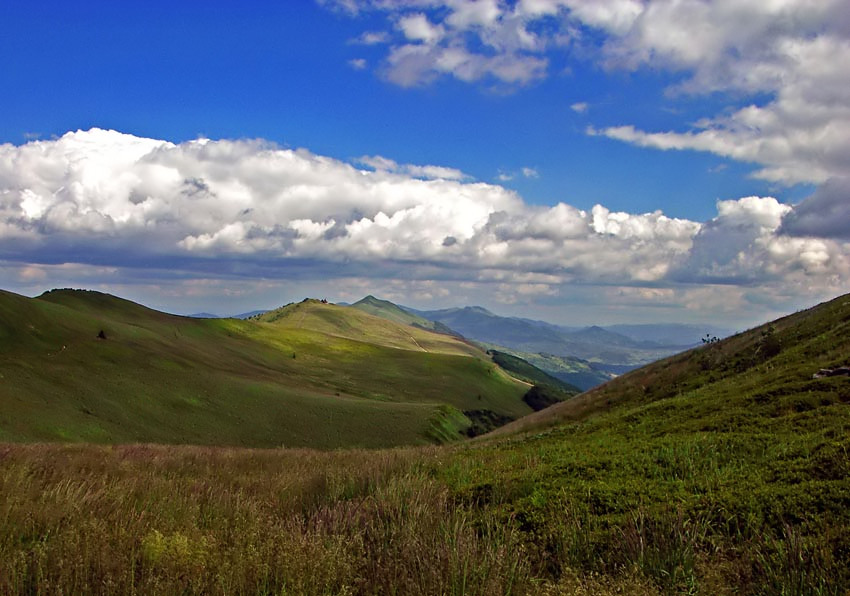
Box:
0 290 848 593
0 289 532 447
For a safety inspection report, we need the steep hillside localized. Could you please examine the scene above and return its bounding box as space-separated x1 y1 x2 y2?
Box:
486 350 580 394
0 289 531 447
493 292 850 437
350 295 458 336
439 291 850 592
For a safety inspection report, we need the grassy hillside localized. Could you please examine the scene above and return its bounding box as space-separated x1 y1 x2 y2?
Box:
476 343 615 390
462 292 850 591
258 298 476 356
351 295 458 336
0 292 848 594
0 289 531 447
492 292 850 436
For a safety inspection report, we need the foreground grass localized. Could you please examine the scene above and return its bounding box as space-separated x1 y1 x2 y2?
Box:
1 414 848 595
0 443 536 595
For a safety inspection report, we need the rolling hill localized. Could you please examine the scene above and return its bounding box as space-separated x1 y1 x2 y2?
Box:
350 295 459 336
347 296 610 389
0 292 848 593
260 298 472 355
0 289 537 448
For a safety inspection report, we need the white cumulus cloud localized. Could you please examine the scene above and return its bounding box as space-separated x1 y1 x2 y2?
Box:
1 128 848 324
586 0 850 185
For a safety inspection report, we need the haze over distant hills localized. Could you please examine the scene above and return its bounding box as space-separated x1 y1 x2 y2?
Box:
188 310 268 320
183 295 737 392
406 304 732 361
350 298 729 390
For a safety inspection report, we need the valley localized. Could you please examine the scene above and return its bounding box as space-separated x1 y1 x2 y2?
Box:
0 288 848 593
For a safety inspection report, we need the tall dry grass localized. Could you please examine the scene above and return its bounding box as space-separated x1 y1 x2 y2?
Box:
0 443 533 595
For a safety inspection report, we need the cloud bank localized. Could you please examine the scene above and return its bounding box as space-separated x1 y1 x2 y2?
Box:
1 128 848 321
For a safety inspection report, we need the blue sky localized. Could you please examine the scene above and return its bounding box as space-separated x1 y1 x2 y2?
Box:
1 0 848 326
1 0 795 219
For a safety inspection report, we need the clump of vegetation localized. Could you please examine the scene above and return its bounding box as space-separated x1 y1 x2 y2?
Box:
462 409 515 437
755 324 781 360
521 385 563 411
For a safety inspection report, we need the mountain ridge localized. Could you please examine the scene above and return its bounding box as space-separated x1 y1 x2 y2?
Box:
0 288 537 447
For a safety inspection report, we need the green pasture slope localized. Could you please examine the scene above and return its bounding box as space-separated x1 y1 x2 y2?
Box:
0 291 848 594
456 291 850 592
350 294 455 335
0 289 532 447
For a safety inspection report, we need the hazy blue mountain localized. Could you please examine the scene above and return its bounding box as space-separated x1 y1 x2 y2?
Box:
407 305 687 366
186 310 270 319
605 323 734 346
406 306 573 349
232 310 269 319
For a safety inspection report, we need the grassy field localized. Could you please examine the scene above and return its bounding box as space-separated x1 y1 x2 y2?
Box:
0 293 848 593
0 290 531 447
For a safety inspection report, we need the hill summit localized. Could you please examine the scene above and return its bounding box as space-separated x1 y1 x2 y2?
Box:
0 288 548 447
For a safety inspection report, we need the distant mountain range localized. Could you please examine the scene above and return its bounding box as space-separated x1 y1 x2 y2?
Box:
188 295 733 392
407 304 732 358
187 310 268 319
347 297 732 390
